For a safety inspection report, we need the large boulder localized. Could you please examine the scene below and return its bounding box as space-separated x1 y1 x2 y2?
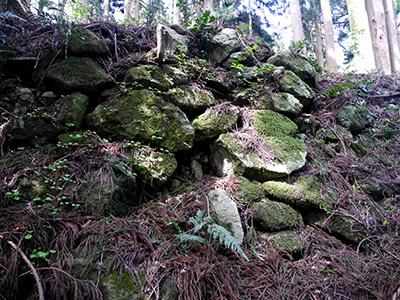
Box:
124 65 174 92
208 188 244 244
268 50 317 87
68 27 109 56
209 28 241 65
46 57 113 92
261 231 304 254
211 109 307 180
251 199 304 232
86 89 194 153
336 105 371 132
274 67 315 107
191 104 239 140
165 85 216 112
157 24 189 55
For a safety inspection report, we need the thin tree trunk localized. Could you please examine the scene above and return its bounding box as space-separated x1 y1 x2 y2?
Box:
290 0 306 54
204 0 214 14
123 0 130 21
320 0 337 72
248 0 253 37
383 0 400 72
104 0 110 20
129 0 140 22
365 0 392 74
346 0 376 72
314 16 324 68
173 0 180 24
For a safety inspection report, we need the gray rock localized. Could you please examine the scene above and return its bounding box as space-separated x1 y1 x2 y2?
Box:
209 28 241 65
268 50 317 87
254 91 303 115
52 92 89 129
209 188 244 244
336 105 371 132
124 65 174 92
190 159 204 181
261 231 304 254
274 67 315 107
158 24 189 54
165 85 216 112
68 27 109 56
46 57 114 92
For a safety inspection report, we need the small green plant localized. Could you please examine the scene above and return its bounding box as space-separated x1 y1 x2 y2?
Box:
185 10 216 34
177 210 249 261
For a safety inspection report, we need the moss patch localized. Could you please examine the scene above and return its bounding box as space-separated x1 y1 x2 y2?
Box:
229 176 264 204
252 110 298 139
262 231 304 254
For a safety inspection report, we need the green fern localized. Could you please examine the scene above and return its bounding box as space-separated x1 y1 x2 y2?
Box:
177 210 250 262
207 224 249 261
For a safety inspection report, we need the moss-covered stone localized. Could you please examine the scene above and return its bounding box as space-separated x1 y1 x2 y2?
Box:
229 176 264 204
212 132 307 180
124 65 174 91
274 67 315 107
101 270 145 300
128 148 178 188
192 105 239 140
316 125 353 142
267 50 317 87
336 105 371 132
52 92 89 129
251 199 304 232
261 231 304 254
17 177 47 200
68 27 109 56
254 92 303 115
165 85 216 112
252 109 298 139
86 89 194 153
47 57 113 92
261 175 334 210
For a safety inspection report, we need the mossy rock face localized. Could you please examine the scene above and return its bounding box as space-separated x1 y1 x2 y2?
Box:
252 109 298 139
68 27 109 56
251 199 304 232
261 231 304 254
254 92 303 115
274 67 315 107
229 176 264 204
165 85 216 113
261 175 334 211
329 214 365 245
192 104 239 140
212 132 307 180
124 65 174 92
267 50 317 87
161 65 189 86
52 92 89 129
17 177 47 200
79 169 137 216
101 269 146 300
128 148 178 188
86 89 194 153
47 57 114 92
336 105 371 132
316 125 353 142
208 188 244 244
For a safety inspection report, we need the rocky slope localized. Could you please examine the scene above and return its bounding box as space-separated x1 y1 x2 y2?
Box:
0 20 400 300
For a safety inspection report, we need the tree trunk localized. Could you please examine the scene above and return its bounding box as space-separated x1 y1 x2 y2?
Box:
0 0 31 18
314 16 324 68
248 0 253 37
123 0 130 21
346 0 376 72
173 0 180 24
104 0 110 20
383 0 400 72
204 0 214 14
320 0 337 72
365 0 391 74
57 0 67 17
290 0 306 54
129 0 140 22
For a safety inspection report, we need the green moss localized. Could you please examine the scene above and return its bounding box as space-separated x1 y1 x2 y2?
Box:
86 89 194 152
124 65 173 91
262 231 304 253
252 110 298 139
262 175 334 210
264 136 306 163
6 155 25 167
252 199 304 232
101 269 145 300
165 85 215 112
231 176 264 204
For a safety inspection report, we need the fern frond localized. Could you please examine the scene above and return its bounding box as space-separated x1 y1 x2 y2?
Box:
176 234 207 245
207 224 249 261
189 210 212 233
